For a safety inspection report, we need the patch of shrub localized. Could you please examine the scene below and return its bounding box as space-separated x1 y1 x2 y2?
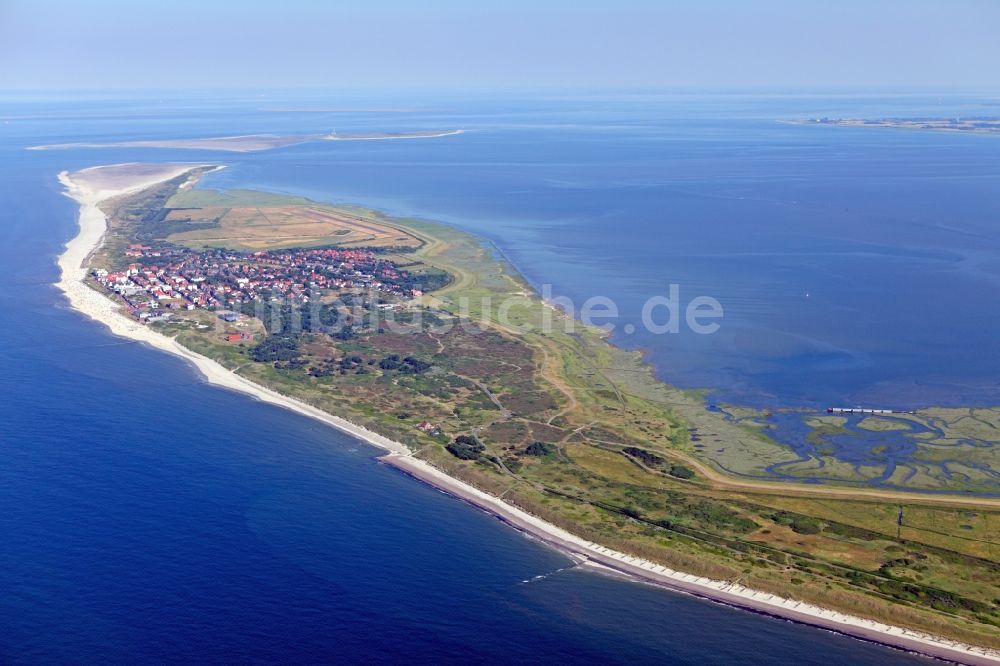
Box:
251 334 300 363
525 441 555 457
790 517 822 535
379 354 432 374
447 434 485 460
771 511 822 535
668 464 695 480
503 457 523 473
622 446 664 467
824 522 880 541
621 507 643 520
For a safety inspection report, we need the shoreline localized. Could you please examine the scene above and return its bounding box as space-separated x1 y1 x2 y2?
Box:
325 129 466 141
31 129 466 153
779 118 1000 137
55 164 1000 666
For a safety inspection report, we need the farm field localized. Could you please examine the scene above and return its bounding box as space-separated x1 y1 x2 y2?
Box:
164 188 423 251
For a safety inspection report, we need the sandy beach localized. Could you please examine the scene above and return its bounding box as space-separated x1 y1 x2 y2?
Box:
325 129 467 141
32 129 466 153
56 163 1000 666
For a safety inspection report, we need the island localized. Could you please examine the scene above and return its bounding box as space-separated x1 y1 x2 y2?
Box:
30 129 465 153
785 117 1000 135
58 163 1000 664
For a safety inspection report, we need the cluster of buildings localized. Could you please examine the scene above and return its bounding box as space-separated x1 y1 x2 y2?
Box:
94 245 423 318
416 421 442 436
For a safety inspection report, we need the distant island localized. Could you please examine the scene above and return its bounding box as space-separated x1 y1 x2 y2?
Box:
56 162 1000 664
785 116 1000 134
29 129 465 153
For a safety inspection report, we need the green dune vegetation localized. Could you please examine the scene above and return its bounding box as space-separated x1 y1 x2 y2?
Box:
93 171 1000 649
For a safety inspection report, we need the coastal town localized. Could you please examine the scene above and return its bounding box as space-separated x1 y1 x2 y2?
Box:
92 244 424 321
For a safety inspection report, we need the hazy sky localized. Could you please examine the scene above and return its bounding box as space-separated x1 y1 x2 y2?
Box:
2 0 999 91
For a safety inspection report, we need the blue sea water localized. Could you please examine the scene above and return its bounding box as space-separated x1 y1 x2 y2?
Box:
1 90 988 662
174 92 1000 411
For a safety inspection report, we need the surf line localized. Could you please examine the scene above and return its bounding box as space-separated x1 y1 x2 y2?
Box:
519 565 577 585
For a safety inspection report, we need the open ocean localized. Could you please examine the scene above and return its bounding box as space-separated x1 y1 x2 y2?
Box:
3 90 989 663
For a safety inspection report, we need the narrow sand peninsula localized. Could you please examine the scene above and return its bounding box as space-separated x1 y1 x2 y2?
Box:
33 129 465 153
56 164 1000 666
37 134 324 153
325 129 466 141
